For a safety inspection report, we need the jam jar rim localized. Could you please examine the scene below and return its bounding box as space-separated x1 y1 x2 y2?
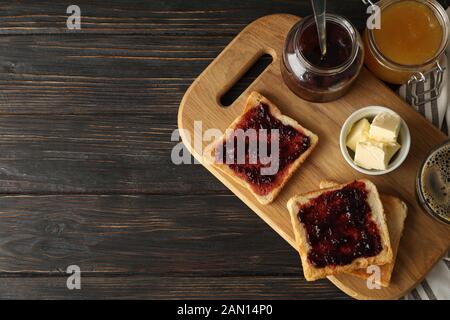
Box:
366 0 449 71
416 139 450 225
292 13 362 76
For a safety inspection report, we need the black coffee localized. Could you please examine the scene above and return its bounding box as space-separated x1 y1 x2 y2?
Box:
418 142 450 223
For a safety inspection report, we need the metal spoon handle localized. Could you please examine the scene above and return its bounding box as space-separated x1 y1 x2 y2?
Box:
311 0 327 57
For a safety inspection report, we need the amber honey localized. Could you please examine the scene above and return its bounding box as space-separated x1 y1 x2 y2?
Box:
364 0 448 84
375 1 442 65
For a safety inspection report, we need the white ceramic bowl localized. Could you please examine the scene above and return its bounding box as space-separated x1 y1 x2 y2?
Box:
339 106 411 175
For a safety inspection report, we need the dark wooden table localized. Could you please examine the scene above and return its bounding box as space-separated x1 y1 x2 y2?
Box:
0 0 446 300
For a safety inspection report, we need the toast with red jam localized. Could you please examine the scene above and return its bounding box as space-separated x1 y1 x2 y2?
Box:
287 179 393 281
206 91 318 205
320 180 407 287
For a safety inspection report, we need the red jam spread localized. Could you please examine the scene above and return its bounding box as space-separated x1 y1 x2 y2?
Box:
297 181 382 268
216 103 310 196
299 21 353 69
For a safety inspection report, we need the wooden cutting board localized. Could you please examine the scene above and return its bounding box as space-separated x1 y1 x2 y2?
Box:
178 14 450 299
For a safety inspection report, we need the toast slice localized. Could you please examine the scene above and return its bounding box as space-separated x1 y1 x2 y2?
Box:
287 179 393 281
205 91 318 204
320 180 407 287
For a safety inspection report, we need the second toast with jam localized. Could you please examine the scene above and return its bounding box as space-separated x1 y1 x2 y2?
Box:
320 180 407 287
287 179 393 281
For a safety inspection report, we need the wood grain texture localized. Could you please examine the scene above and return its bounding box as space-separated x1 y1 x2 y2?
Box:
0 276 348 300
178 14 450 299
0 35 214 114
0 194 301 274
1 0 448 300
0 0 440 35
0 114 228 193
0 0 359 34
0 1 443 115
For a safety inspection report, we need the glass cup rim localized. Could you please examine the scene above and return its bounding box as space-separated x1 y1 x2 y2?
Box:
416 139 450 225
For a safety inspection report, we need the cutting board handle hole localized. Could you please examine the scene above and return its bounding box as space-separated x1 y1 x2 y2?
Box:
220 53 273 107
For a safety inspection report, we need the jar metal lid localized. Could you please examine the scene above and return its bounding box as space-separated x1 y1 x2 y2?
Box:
416 140 450 224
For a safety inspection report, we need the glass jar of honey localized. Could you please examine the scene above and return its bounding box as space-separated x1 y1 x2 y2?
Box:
364 0 449 88
281 14 364 102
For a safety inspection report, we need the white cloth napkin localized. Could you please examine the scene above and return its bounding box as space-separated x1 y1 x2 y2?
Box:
397 7 450 300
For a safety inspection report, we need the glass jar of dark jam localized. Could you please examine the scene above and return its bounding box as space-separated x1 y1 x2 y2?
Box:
281 14 364 102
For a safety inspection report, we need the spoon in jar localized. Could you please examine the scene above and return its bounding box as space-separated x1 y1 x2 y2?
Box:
311 0 327 57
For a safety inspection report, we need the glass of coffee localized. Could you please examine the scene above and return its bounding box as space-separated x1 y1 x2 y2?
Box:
416 140 450 224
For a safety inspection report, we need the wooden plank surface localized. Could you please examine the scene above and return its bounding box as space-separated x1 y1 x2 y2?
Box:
0 0 357 34
0 194 301 274
0 0 447 299
0 115 225 193
0 35 211 114
178 14 450 299
0 276 347 300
